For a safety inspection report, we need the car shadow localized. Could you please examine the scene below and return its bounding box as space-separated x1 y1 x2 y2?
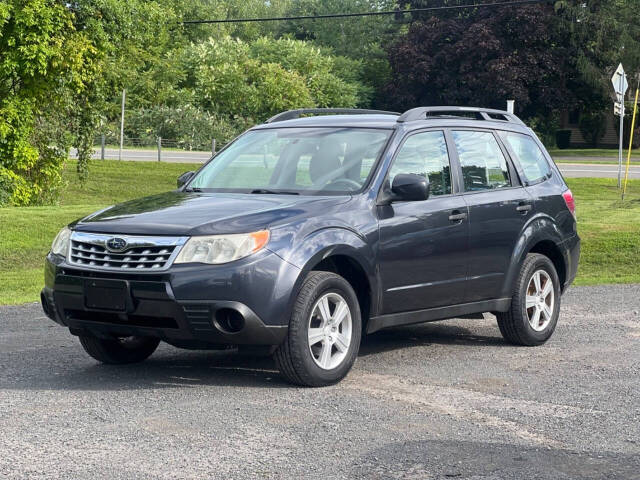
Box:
359 321 508 357
3 319 507 391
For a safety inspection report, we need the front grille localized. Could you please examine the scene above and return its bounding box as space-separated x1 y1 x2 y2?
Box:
68 232 187 271
71 241 174 269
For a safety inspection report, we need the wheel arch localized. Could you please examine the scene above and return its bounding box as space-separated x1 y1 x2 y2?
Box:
282 227 380 332
501 216 568 298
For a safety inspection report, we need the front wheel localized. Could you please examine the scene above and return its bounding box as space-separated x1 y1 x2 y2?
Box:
496 253 561 346
274 271 362 387
79 335 160 364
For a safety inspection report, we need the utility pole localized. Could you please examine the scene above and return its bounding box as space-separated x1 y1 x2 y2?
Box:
119 89 126 161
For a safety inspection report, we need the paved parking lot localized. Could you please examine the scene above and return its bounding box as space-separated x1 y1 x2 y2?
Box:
1 284 639 479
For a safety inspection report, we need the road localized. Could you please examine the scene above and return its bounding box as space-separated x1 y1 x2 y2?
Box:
1 284 639 479
72 148 640 179
558 162 640 179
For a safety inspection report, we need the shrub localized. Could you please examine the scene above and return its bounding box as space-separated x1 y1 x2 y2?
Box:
579 111 606 147
122 105 246 150
555 129 572 149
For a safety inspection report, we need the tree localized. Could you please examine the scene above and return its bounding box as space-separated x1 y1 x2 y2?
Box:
383 2 573 120
0 0 96 205
181 36 363 121
278 0 400 106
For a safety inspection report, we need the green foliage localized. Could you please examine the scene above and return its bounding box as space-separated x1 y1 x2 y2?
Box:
579 111 607 148
278 0 398 105
555 129 572 149
123 105 244 150
0 0 96 205
182 36 363 122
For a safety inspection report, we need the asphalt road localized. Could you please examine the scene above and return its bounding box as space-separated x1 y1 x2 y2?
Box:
72 148 640 179
1 284 639 479
558 162 640 179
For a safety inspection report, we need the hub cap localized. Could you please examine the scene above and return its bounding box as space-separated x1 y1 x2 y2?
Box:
308 292 352 370
526 269 555 332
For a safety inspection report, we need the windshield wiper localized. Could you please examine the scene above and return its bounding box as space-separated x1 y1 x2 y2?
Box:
250 189 299 195
184 187 203 192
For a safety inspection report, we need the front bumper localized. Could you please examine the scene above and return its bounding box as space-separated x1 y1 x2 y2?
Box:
42 250 299 346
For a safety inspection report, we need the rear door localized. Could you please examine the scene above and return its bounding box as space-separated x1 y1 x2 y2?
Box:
377 129 469 313
449 129 533 303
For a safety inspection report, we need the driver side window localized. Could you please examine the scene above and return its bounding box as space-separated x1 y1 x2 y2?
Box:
389 131 452 196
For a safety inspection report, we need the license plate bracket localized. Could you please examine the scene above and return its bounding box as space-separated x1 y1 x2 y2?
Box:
84 279 129 311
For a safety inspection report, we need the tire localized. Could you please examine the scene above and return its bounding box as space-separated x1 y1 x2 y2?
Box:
496 253 561 346
274 271 362 387
79 335 160 364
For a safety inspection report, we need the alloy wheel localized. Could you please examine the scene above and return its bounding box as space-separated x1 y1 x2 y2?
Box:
526 269 555 332
307 292 352 370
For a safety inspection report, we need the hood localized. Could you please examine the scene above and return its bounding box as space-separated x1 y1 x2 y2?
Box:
71 191 350 236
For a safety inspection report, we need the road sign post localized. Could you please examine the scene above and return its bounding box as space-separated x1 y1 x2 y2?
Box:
612 64 628 188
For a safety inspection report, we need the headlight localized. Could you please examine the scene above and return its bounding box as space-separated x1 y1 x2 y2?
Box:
174 230 270 265
51 226 72 257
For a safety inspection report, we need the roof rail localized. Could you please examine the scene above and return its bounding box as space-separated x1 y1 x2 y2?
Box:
266 108 400 123
397 106 525 125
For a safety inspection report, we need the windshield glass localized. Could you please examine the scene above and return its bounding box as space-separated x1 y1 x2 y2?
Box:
188 127 392 195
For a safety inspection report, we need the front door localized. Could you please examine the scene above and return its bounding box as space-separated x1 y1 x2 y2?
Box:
449 129 533 302
377 130 469 314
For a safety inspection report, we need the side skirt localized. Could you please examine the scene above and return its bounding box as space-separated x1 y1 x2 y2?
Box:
367 298 511 334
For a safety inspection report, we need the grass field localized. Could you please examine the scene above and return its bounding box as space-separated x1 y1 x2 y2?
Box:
1 160 639 305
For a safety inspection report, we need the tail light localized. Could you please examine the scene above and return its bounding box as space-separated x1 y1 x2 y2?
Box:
562 189 576 218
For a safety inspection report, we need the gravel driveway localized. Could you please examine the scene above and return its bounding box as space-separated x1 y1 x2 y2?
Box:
1 284 639 479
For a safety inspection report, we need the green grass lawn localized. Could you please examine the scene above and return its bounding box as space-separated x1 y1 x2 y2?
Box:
0 160 201 305
1 161 639 305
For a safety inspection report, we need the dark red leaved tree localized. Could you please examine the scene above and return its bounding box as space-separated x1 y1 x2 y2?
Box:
384 2 574 119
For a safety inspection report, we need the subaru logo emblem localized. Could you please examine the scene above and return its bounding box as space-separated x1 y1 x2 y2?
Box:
106 237 127 252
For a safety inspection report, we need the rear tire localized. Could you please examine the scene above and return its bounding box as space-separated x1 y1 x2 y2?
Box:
274 271 362 387
497 253 561 346
79 335 160 364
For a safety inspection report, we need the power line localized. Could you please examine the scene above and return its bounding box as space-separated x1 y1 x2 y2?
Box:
182 0 550 25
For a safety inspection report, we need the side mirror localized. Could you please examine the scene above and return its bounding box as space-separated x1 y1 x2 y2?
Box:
177 171 195 188
390 173 430 202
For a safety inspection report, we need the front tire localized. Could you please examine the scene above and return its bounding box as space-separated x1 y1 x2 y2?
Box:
79 335 160 364
497 253 561 346
274 271 362 387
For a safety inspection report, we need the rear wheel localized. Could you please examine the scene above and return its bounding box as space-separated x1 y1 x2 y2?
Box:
79 335 160 364
274 271 362 387
497 253 561 346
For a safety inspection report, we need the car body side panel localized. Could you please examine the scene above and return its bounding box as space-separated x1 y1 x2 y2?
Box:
499 213 576 299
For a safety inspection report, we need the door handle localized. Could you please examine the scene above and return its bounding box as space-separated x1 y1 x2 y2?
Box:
516 202 532 213
449 210 467 222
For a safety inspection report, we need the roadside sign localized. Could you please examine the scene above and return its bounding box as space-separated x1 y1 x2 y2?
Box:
612 63 627 188
614 101 623 116
612 63 628 96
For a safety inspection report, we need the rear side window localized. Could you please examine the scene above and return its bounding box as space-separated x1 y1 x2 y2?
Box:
501 132 551 183
451 130 511 191
389 131 452 196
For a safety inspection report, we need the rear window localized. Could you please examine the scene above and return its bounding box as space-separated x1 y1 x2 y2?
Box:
500 132 551 184
451 130 511 191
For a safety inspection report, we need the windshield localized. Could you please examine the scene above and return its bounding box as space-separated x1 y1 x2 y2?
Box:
188 127 392 195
